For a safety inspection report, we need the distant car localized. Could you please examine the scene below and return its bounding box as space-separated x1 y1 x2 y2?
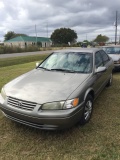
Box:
81 42 87 48
102 46 120 70
0 48 114 130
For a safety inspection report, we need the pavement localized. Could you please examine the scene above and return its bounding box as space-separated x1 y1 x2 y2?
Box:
0 50 54 59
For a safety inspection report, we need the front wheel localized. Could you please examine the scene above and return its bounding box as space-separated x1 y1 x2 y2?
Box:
106 73 113 87
80 95 93 125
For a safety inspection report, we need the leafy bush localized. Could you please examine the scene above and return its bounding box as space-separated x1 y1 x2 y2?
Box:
0 46 40 54
0 46 4 54
51 43 70 47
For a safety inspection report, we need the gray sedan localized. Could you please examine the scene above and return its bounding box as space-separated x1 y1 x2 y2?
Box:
0 48 114 130
102 46 120 70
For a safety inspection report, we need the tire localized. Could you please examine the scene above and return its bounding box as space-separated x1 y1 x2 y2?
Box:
80 95 93 125
106 73 113 87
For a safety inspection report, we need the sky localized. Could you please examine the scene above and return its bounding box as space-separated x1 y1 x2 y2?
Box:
0 0 120 42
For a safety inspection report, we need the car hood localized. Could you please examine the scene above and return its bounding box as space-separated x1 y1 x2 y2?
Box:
5 69 90 104
108 54 120 61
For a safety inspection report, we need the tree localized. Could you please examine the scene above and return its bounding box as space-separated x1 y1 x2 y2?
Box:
4 31 16 41
94 34 109 43
51 28 77 45
4 31 27 41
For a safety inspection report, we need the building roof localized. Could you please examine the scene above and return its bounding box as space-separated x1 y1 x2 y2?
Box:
4 36 51 43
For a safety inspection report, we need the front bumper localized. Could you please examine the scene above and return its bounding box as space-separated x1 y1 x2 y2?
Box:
0 94 84 130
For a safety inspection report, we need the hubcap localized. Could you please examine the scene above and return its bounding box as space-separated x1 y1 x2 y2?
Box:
84 100 92 120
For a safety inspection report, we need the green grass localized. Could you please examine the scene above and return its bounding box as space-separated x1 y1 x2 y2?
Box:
0 63 120 160
0 54 49 68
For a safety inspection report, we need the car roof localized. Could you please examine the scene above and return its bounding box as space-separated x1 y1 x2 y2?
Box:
54 48 101 54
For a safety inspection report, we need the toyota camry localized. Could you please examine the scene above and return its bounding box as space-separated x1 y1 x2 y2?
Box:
0 48 114 130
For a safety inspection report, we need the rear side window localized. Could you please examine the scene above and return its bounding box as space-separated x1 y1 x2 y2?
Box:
114 47 120 54
100 50 110 64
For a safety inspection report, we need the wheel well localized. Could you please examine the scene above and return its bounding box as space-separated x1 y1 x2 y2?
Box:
88 90 94 100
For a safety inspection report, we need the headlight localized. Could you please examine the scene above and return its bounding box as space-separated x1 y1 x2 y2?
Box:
41 101 65 110
1 87 7 100
41 98 79 110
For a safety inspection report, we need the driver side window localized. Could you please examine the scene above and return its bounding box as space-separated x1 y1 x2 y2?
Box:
95 52 104 68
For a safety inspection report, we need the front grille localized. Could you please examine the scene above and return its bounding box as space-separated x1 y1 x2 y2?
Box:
7 97 37 111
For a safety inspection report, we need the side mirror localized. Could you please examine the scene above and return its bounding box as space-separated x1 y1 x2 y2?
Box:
95 66 106 73
36 62 39 68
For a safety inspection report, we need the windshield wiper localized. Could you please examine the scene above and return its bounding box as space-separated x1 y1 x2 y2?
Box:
38 67 50 71
50 68 76 73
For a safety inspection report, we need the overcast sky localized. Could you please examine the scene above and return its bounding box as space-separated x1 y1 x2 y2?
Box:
0 0 120 42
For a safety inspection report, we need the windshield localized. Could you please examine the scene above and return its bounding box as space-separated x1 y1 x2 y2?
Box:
39 52 93 73
103 47 120 54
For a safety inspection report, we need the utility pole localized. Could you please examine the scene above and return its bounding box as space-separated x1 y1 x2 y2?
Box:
119 32 120 44
46 22 48 38
86 34 87 40
115 11 118 45
35 24 37 45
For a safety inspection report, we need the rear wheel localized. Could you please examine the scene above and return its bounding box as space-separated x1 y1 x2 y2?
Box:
80 95 93 125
